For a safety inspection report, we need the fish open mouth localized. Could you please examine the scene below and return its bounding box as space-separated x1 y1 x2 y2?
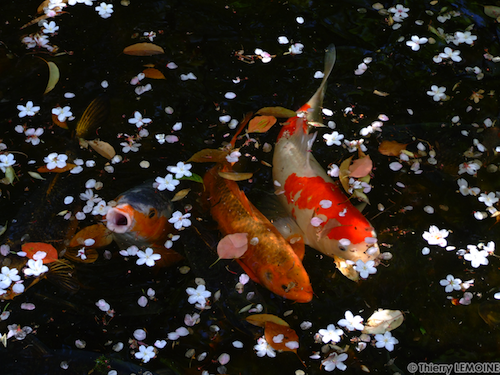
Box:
106 204 133 233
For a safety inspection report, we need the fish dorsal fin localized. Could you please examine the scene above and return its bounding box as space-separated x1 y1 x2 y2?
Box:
305 44 336 124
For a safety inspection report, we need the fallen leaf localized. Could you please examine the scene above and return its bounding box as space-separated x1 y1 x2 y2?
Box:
22 242 58 264
256 107 296 118
248 115 277 133
172 188 191 202
338 156 353 193
373 89 389 97
217 233 248 259
88 139 116 160
245 314 289 328
4 166 15 185
484 5 500 18
188 149 228 163
333 256 359 281
349 155 372 178
143 67 166 79
264 321 299 352
52 113 68 129
218 170 253 181
64 248 99 263
37 163 76 173
69 223 113 248
44 61 59 94
123 42 164 56
27 171 46 180
378 140 408 156
362 309 404 334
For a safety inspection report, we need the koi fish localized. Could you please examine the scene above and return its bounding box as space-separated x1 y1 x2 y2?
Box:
203 164 313 302
105 182 183 267
194 114 313 302
272 45 380 278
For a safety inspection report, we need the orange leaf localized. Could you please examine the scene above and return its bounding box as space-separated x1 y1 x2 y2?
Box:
378 140 408 156
52 113 68 129
256 107 296 118
37 163 76 173
248 115 277 133
245 314 289 328
143 67 166 79
217 233 248 259
188 149 228 163
349 155 372 178
123 42 164 56
22 242 58 264
264 321 299 352
69 223 113 248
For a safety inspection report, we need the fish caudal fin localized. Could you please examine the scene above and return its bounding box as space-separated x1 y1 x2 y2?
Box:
303 44 336 125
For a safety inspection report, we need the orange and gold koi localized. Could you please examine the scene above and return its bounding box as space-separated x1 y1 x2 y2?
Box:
272 45 380 278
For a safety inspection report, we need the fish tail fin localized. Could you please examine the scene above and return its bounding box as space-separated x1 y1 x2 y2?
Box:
75 96 109 139
304 44 336 124
47 259 80 293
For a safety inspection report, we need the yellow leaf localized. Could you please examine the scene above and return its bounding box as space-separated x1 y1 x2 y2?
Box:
27 171 46 180
188 149 228 163
264 321 299 352
333 256 359 281
172 188 191 202
248 115 277 133
338 156 353 193
44 61 59 94
123 42 164 56
373 89 389 97
362 309 404 334
256 106 296 118
143 67 166 79
245 314 289 328
88 139 116 160
218 170 253 181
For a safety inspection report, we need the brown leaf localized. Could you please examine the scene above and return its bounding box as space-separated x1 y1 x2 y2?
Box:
64 248 99 263
52 113 68 129
217 233 248 259
123 42 165 56
373 89 389 97
37 163 77 173
378 140 408 156
264 321 299 352
256 107 296 118
22 242 58 264
88 139 116 160
172 188 191 202
338 156 353 193
245 314 289 328
69 224 113 248
349 155 372 178
188 149 228 163
143 67 166 79
248 115 277 133
218 170 253 181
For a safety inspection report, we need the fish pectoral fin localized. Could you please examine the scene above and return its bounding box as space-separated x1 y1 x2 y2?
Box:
236 259 261 284
287 235 305 261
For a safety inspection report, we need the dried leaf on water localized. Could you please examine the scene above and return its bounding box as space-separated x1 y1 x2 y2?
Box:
218 170 253 181
349 155 372 178
44 61 59 94
52 113 68 129
338 156 353 193
264 321 299 352
69 223 113 248
143 67 166 79
188 149 228 163
22 242 58 264
484 5 500 19
362 309 404 334
64 248 99 263
123 42 164 56
248 115 277 133
245 313 289 328
378 140 409 157
172 188 191 202
37 163 76 173
217 233 248 259
256 106 296 118
88 139 116 160
27 171 46 180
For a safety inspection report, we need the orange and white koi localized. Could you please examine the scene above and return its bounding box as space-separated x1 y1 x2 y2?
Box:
272 45 380 277
105 182 183 266
199 115 313 303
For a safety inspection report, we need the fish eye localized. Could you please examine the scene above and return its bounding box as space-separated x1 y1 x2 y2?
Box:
148 209 157 218
338 245 347 251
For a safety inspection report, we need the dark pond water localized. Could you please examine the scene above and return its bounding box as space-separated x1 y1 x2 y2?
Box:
1 0 500 374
